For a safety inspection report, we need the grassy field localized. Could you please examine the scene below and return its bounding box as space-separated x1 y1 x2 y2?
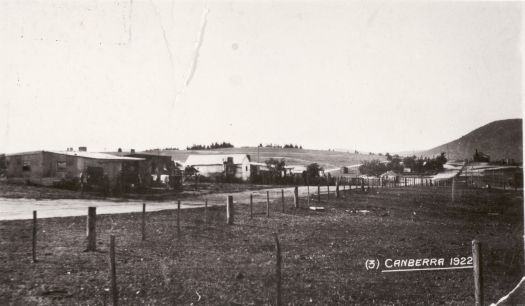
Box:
146 147 384 169
0 186 523 305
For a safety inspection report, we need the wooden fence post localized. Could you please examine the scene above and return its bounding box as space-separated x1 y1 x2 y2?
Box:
307 185 310 206
227 195 234 225
317 184 321 203
281 189 285 213
177 201 181 234
336 179 340 198
294 186 299 209
250 194 253 219
452 178 456 203
109 235 119 306
266 191 270 218
327 183 330 199
86 207 97 251
204 199 208 226
141 203 146 241
472 239 483 306
32 210 37 263
274 233 282 306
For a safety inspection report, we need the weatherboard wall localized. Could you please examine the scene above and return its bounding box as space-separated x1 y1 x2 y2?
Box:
6 151 127 188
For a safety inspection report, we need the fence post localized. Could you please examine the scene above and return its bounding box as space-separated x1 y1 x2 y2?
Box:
361 179 365 192
327 182 330 199
307 185 310 206
274 233 282 306
294 186 299 209
227 195 234 225
472 239 483 306
177 201 181 234
32 210 37 263
250 194 253 219
86 207 97 251
281 189 285 213
141 203 146 241
266 191 270 217
109 235 119 306
204 199 208 226
452 178 456 203
317 184 321 203
336 179 340 198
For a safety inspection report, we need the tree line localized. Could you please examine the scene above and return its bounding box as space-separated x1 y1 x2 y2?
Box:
359 152 447 177
258 143 303 149
186 142 234 150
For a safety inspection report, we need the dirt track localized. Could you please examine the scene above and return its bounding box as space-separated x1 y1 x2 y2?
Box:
0 185 352 220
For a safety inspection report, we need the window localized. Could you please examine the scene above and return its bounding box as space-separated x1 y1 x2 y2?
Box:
22 161 31 172
57 161 66 171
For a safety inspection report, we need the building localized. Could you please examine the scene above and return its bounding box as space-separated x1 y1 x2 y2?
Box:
185 154 252 181
380 170 400 182
112 151 183 189
249 162 270 175
473 149 490 163
5 149 144 191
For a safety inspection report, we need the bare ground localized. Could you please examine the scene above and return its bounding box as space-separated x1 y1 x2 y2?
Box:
0 186 523 305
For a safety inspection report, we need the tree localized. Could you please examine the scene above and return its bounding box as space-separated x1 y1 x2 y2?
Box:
436 152 447 165
184 165 199 177
265 158 286 174
358 160 388 177
0 154 6 176
306 163 322 179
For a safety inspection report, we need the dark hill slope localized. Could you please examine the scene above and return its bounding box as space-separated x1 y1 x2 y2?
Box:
422 119 522 162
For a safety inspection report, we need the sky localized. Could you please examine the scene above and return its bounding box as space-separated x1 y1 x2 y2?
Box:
0 0 522 154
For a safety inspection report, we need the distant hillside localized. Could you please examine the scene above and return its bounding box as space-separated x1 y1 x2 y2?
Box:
142 147 385 169
421 119 522 162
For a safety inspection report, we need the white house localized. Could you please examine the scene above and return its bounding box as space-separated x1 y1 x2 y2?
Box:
380 170 399 181
185 154 252 181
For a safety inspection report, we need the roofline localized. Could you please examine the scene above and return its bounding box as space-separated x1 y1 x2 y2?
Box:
6 150 144 161
5 150 46 157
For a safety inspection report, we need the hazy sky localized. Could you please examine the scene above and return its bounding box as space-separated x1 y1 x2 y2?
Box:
0 0 522 154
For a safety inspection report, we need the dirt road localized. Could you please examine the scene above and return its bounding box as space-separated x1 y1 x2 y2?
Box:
0 185 355 220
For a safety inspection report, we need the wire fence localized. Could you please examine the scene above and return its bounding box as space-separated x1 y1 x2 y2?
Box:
16 178 524 305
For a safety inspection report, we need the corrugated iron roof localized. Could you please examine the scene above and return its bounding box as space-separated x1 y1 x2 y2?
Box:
6 150 143 161
5 150 45 157
186 154 250 166
49 151 144 161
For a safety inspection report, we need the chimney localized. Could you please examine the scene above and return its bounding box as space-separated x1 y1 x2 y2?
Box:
130 149 136 154
78 146 87 152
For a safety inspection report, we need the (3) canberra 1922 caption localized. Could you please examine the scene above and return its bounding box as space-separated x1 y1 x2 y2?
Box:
365 256 474 273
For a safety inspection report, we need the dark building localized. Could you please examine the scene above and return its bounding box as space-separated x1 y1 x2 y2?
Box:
5 149 143 191
473 149 490 162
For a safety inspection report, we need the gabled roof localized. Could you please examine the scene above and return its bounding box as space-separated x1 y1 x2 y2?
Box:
49 151 144 161
380 170 399 177
7 150 143 161
185 154 250 166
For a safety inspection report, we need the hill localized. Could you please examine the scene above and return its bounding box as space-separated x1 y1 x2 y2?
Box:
143 147 385 169
421 119 522 162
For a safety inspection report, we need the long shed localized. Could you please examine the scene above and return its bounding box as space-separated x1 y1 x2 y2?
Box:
5 150 143 190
